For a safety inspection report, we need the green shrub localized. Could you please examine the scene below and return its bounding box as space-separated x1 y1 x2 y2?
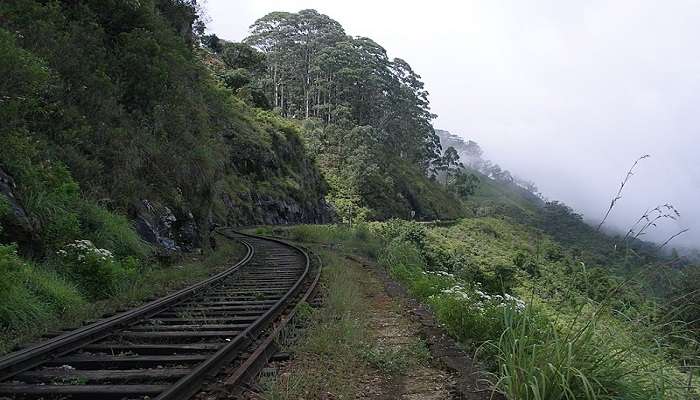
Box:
57 239 137 299
0 244 85 329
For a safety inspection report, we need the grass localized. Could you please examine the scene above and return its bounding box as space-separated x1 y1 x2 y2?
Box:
485 305 690 400
0 233 247 354
0 245 86 341
259 249 431 399
259 250 372 399
362 338 431 375
253 223 381 258
264 221 698 400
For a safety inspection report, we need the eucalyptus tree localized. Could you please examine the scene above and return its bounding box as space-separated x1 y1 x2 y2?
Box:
246 10 345 117
441 146 463 185
243 9 451 220
245 9 440 170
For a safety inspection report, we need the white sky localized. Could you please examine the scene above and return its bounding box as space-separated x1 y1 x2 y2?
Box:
204 0 699 247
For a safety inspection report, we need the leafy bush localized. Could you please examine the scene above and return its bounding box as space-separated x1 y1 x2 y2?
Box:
377 233 526 344
56 240 137 299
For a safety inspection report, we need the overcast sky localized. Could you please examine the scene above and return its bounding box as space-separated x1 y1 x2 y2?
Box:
205 0 699 248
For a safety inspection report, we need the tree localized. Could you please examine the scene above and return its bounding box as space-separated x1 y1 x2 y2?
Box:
246 9 345 118
221 42 266 73
462 140 483 167
442 147 461 183
242 9 457 220
245 9 440 169
202 34 223 53
451 171 479 198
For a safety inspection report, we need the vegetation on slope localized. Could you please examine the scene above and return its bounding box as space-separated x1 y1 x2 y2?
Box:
0 2 467 349
204 9 466 222
263 151 698 399
274 218 697 399
0 0 328 340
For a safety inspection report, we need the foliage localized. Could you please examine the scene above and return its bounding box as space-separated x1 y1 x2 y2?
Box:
56 240 138 299
0 233 247 354
278 219 695 399
2 0 328 249
450 170 480 198
487 306 685 400
234 9 466 220
304 122 465 220
0 244 85 331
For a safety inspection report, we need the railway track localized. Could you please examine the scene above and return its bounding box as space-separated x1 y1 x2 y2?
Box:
0 230 321 399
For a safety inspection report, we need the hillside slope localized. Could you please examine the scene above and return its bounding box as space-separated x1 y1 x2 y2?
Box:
0 0 338 352
0 0 331 259
204 10 466 224
436 129 667 274
0 2 465 345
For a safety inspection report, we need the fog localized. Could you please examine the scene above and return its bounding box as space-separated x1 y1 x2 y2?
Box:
205 0 699 248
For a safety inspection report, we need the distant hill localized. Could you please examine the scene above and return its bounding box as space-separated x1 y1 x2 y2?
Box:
435 128 669 275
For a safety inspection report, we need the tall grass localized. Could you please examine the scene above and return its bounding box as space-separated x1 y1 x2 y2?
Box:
368 221 694 399
0 245 86 338
0 235 246 354
79 203 151 260
486 305 690 400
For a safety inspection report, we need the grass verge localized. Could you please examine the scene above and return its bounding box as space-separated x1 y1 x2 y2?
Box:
0 233 246 355
258 249 429 399
263 222 696 400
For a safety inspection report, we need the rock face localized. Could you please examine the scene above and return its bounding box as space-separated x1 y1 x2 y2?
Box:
0 167 39 254
222 192 334 226
132 200 200 255
132 193 332 254
131 116 336 251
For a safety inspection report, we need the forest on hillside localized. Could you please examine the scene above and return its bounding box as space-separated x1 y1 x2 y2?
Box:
203 9 468 223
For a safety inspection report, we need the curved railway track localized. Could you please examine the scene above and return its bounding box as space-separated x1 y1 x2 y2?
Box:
0 230 320 399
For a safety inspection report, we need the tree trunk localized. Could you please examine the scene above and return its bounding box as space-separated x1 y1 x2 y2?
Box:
305 75 310 118
328 74 333 123
273 64 278 108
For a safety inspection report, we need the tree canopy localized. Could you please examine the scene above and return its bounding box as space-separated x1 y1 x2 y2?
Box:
242 9 440 167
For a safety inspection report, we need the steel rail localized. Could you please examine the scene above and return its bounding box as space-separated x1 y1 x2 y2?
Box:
155 229 311 400
0 240 255 382
224 251 323 393
0 229 314 400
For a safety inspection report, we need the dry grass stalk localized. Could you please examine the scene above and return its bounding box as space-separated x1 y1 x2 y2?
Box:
597 154 650 231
